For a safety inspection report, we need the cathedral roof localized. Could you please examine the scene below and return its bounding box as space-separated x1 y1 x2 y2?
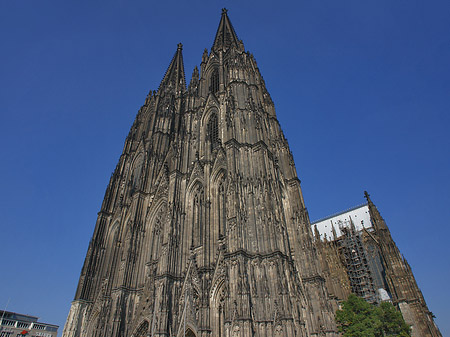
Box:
311 203 369 225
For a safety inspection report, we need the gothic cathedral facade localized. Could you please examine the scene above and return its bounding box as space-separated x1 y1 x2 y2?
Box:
63 9 337 337
62 9 438 337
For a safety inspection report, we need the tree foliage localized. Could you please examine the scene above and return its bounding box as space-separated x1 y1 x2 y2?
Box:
335 294 411 337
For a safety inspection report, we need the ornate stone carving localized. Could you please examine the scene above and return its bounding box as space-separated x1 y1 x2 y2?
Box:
63 9 344 337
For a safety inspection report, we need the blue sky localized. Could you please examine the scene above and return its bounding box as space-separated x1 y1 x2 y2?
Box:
1 0 449 336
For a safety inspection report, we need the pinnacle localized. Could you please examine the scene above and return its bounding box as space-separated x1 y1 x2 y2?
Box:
364 191 388 231
364 190 371 202
212 8 241 52
188 66 199 92
158 43 186 94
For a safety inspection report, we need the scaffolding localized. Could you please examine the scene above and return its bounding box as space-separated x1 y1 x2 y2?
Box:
339 219 377 303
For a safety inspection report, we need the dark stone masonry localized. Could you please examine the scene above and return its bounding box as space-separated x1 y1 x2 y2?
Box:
62 9 440 337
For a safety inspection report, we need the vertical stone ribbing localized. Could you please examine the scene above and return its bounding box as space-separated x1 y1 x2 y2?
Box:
63 9 338 337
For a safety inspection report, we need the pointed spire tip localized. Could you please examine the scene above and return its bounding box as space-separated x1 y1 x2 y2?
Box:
213 8 240 52
158 44 186 93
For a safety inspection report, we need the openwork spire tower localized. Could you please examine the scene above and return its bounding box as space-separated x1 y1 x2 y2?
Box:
63 10 338 337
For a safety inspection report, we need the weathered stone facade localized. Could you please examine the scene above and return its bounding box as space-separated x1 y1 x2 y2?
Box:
63 9 338 337
365 193 441 337
313 193 442 337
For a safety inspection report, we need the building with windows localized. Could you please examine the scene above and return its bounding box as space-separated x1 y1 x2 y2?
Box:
61 8 441 337
62 9 337 337
0 310 58 337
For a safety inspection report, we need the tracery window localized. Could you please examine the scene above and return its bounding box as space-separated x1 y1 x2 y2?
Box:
134 321 149 337
207 113 219 150
210 68 219 94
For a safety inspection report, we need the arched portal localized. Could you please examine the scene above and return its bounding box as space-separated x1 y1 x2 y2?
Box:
185 328 197 337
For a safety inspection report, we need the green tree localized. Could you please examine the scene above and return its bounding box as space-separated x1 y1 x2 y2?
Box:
335 294 411 337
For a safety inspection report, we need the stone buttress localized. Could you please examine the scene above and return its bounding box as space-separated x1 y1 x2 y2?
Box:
63 9 338 337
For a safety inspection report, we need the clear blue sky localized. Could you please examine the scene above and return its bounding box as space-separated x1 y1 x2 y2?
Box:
1 1 449 336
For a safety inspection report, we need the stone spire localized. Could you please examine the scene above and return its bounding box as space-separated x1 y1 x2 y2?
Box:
212 8 242 52
365 190 389 231
158 43 186 95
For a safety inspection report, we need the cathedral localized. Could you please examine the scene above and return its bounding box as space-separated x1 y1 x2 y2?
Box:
62 9 440 337
312 193 441 337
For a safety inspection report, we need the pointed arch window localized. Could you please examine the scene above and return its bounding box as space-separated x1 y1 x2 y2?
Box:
207 113 220 150
218 297 225 337
151 204 166 262
214 285 226 337
192 185 204 247
132 154 144 191
210 68 219 94
218 180 226 238
224 61 229 84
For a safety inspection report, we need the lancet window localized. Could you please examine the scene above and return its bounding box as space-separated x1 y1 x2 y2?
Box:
192 185 204 247
132 154 144 190
150 204 167 262
210 68 219 94
207 113 219 150
214 284 226 337
218 295 225 337
218 180 226 238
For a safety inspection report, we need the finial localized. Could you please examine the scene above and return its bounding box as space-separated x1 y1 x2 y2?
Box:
177 43 183 50
192 65 199 77
314 225 320 241
364 190 371 202
331 223 337 240
202 48 208 63
349 216 356 232
222 8 228 15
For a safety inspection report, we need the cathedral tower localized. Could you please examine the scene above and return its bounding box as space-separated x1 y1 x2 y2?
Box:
63 9 338 337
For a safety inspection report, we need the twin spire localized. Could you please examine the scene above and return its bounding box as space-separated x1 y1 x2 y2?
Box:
158 9 240 94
